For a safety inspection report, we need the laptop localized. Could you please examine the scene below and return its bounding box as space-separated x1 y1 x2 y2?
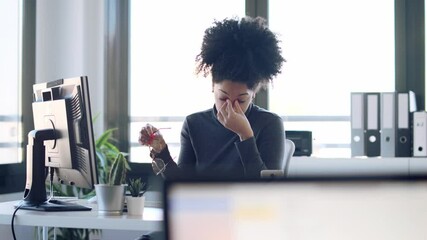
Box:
163 177 427 240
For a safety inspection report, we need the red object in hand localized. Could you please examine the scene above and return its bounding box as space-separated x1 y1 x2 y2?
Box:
138 125 170 147
147 130 158 145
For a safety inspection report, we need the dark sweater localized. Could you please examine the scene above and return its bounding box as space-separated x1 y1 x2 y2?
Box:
154 103 285 179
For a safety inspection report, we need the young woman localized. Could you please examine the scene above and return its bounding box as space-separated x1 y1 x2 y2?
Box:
139 16 286 179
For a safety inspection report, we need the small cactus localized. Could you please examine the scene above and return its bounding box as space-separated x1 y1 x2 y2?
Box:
108 152 127 185
127 178 147 197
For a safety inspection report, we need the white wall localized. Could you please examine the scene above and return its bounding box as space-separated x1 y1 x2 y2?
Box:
36 0 106 136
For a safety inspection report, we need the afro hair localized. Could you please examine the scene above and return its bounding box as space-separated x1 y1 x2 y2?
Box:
196 16 285 90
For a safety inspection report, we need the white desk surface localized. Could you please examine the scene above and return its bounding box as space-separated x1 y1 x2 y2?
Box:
288 156 427 177
0 200 163 231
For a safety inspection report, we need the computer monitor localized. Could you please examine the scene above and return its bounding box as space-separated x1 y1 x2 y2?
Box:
19 76 98 211
164 177 427 240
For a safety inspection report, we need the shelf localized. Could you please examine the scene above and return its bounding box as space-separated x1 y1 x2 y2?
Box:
287 157 427 177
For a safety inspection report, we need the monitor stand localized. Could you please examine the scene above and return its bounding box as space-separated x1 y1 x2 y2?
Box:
18 129 92 212
17 199 91 212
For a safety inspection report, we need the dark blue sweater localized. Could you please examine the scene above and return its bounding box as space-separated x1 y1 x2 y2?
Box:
155 103 285 179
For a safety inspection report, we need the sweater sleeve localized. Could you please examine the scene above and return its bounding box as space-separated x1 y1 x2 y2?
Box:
152 118 196 179
176 118 197 177
235 115 285 178
150 145 180 179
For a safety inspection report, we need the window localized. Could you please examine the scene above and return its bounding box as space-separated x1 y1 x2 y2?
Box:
0 0 22 164
269 0 395 157
129 0 245 163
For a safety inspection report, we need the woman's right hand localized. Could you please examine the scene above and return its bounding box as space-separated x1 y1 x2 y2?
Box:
217 99 254 141
138 123 166 153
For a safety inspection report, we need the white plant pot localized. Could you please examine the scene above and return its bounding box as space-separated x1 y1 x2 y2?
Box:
126 196 145 216
94 184 126 216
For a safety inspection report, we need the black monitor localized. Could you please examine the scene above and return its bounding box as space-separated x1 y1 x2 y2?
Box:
19 76 98 211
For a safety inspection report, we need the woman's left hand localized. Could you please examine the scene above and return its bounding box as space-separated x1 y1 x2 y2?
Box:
138 123 166 153
217 99 254 141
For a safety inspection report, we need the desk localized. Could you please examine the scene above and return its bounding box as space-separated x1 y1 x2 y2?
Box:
0 200 163 239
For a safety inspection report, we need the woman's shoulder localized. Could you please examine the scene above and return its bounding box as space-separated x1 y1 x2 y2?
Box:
250 104 282 120
183 108 218 132
185 108 214 122
250 105 284 133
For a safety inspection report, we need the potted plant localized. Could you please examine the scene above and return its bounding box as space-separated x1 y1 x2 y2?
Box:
94 152 129 215
126 178 148 216
44 128 119 239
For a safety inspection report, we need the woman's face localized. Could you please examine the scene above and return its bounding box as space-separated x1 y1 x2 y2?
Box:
213 80 255 113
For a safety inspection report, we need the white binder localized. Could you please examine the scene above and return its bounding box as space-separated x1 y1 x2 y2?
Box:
413 111 427 157
380 92 397 157
351 92 366 157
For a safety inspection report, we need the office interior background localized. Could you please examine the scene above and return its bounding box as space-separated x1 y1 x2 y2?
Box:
0 0 425 195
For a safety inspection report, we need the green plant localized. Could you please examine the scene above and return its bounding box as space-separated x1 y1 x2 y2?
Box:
128 178 148 197
108 152 128 185
45 127 129 239
36 227 101 240
95 128 121 184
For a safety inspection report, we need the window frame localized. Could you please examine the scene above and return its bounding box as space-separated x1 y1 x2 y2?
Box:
2 0 419 194
4 0 425 194
395 0 425 110
112 0 424 176
0 0 34 194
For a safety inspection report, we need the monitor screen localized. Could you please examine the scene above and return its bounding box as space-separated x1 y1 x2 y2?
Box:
164 178 427 240
20 76 98 211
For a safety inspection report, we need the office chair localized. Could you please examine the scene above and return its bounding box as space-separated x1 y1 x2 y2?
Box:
260 138 295 178
283 139 296 176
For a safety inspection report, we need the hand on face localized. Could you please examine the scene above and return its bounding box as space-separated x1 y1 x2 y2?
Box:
217 99 254 141
138 123 166 153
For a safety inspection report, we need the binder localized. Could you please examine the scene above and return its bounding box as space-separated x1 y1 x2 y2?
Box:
380 92 397 157
396 92 415 157
413 111 427 157
351 92 366 157
365 92 381 157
